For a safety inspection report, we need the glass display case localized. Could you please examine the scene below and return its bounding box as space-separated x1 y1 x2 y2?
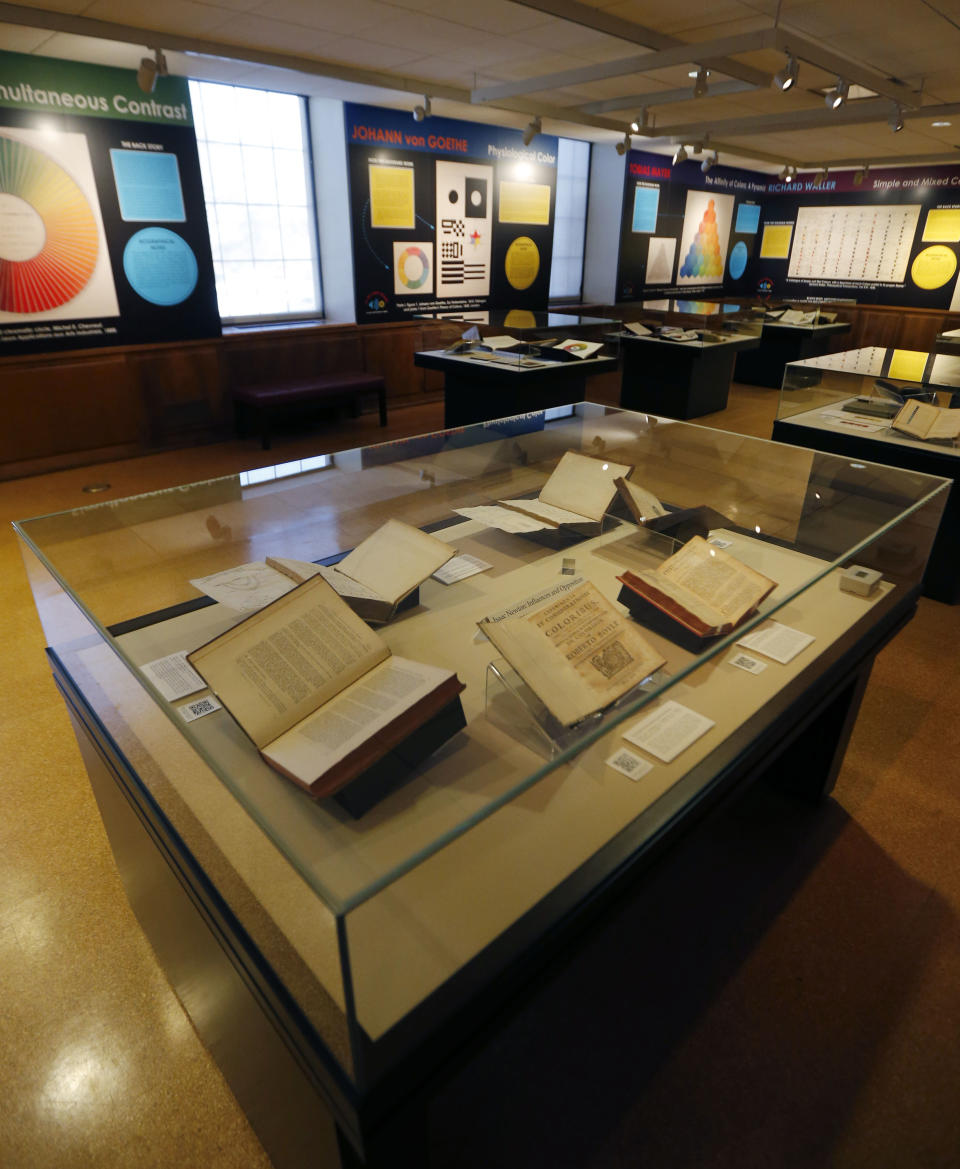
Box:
611 301 762 419
413 313 620 426
773 348 960 603
15 404 950 1165
614 298 762 350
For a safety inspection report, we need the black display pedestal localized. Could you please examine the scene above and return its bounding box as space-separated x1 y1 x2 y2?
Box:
618 334 760 419
735 322 852 388
413 350 618 427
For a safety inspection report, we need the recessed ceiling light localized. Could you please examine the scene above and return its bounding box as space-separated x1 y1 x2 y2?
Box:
932 120 952 127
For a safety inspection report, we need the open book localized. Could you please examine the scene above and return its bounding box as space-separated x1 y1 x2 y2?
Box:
454 450 632 537
614 476 669 522
617 536 777 641
552 339 603 359
497 450 632 534
624 321 652 337
478 577 665 726
891 400 960 442
272 518 455 624
187 575 464 798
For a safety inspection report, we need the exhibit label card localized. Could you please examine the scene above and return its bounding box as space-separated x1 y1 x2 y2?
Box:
737 621 815 664
141 651 207 701
623 700 715 764
433 554 492 584
606 747 654 781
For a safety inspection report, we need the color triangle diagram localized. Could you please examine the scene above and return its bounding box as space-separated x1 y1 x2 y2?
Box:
679 198 724 279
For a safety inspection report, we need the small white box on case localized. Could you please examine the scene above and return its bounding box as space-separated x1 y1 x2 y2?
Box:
840 565 882 596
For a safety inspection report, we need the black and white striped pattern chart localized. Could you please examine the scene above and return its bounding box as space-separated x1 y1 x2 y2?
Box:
435 159 492 298
788 204 921 283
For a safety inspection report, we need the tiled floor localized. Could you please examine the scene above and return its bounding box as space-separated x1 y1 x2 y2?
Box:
3 389 960 1168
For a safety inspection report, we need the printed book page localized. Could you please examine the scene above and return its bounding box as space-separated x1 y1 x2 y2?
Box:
262 656 456 783
615 477 668 521
336 519 455 605
479 578 665 726
188 576 388 748
497 497 593 527
536 451 632 521
633 536 776 629
453 505 553 533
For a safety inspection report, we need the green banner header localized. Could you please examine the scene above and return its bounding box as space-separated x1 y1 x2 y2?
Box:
0 49 193 126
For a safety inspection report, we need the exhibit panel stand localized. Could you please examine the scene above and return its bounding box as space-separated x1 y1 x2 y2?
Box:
15 404 950 1166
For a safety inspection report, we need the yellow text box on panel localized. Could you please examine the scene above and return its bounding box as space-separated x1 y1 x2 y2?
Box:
498 181 551 225
759 223 793 259
887 349 928 381
369 164 415 229
922 208 960 243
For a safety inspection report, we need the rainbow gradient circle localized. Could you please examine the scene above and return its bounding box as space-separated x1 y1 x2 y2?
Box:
0 135 98 314
397 246 430 290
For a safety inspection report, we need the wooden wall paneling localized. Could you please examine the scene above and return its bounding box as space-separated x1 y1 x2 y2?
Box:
130 345 225 448
221 328 364 389
0 355 139 464
361 326 429 403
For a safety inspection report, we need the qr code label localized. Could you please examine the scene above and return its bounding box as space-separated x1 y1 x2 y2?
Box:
729 653 767 675
606 748 654 781
178 695 222 722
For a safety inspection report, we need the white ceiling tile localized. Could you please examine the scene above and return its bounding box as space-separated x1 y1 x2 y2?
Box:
81 0 237 36
382 0 547 35
248 0 399 36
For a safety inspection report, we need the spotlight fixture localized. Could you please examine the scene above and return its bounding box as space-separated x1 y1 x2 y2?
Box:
136 48 167 94
812 166 829 188
615 132 631 156
932 120 952 128
701 152 717 174
630 108 649 133
853 164 869 186
522 116 541 147
784 166 795 183
778 164 791 181
692 66 709 99
773 53 799 92
412 96 431 122
825 77 848 110
889 103 905 132
672 143 688 165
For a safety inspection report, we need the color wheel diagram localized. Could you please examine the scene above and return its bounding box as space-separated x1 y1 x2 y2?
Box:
393 241 433 296
0 127 119 322
676 190 734 286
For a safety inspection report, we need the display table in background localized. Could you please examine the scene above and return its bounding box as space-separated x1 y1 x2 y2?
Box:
618 331 761 418
734 320 851 388
414 348 619 426
772 348 960 603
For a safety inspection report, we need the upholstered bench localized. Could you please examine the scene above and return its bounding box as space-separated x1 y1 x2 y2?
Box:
232 373 388 449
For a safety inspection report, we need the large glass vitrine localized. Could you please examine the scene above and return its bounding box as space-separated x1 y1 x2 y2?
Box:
14 404 949 1166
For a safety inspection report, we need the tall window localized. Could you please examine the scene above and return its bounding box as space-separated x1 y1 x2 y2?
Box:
189 81 322 320
549 137 591 302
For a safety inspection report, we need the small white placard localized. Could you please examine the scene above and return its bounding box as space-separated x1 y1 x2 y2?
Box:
141 651 207 701
606 747 654 781
737 621 815 664
728 651 767 675
178 694 222 722
432 554 492 584
623 700 715 764
708 537 734 549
